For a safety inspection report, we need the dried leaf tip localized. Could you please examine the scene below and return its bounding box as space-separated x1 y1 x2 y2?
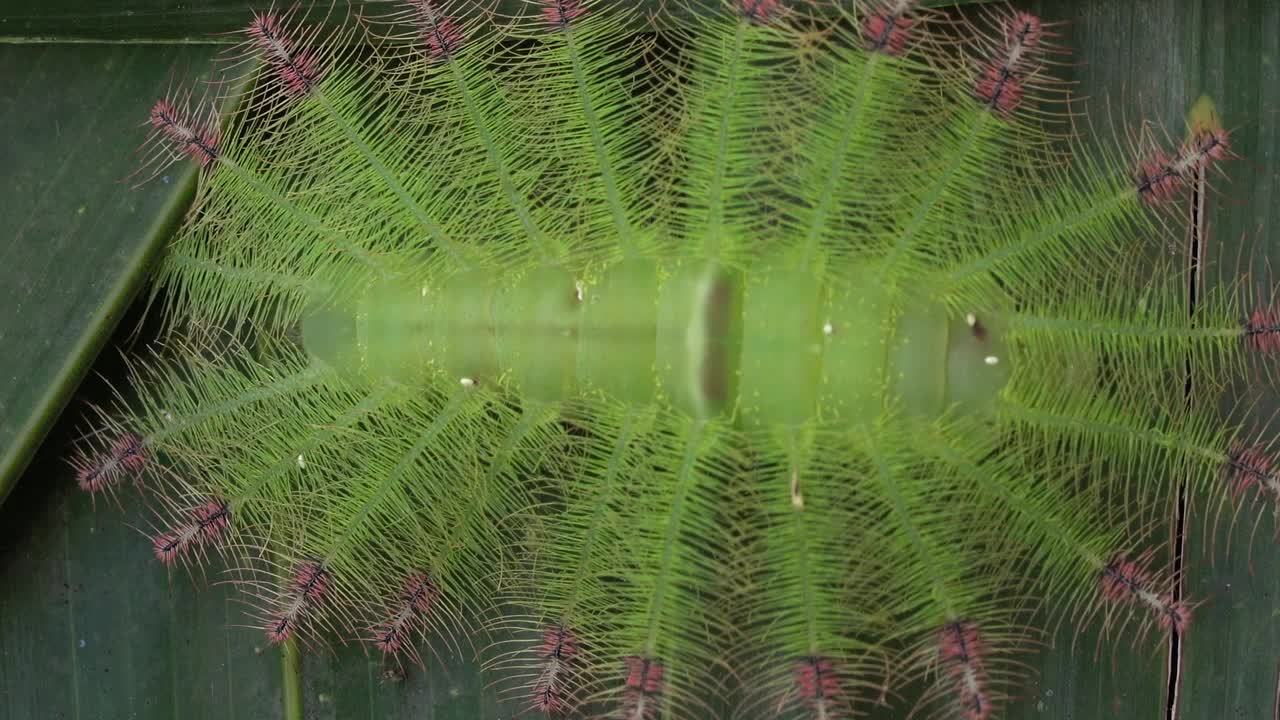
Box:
149 99 219 168
938 621 991 720
247 13 324 98
409 1 464 62
862 0 916 56
541 0 586 30
75 431 148 493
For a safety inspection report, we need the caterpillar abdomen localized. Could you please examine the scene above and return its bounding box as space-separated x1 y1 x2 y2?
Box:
302 257 1012 423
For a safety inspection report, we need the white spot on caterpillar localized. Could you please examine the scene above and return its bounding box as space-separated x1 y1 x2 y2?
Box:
296 454 306 469
575 280 584 302
984 355 1000 366
966 313 977 327
460 377 476 388
421 286 428 298
822 321 834 336
161 408 174 422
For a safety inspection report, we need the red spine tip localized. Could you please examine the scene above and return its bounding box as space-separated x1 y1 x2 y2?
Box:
152 531 184 564
538 624 579 661
291 561 331 602
1134 152 1182 205
411 2 464 62
862 3 915 56
1246 305 1280 353
793 656 841 714
1007 12 1041 52
620 656 665 718
1224 441 1280 503
372 571 438 656
265 615 294 645
148 99 220 168
532 625 579 715
973 63 1024 115
150 498 231 565
542 0 586 29
1100 555 1190 634
76 431 148 493
740 0 780 24
939 621 991 720
247 13 323 98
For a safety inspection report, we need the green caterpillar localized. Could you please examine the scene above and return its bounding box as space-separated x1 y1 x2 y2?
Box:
73 1 1271 718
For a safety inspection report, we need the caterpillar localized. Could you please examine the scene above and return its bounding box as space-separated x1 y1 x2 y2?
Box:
67 0 1275 718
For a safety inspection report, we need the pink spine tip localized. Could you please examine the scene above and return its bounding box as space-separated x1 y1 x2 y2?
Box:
247 13 323 98
151 498 231 565
539 624 579 661
1100 555 1191 634
1246 305 1280 354
1187 127 1230 164
532 625 578 715
1134 152 1182 204
1008 12 1041 52
973 62 1024 115
412 1 464 62
862 3 915 56
740 0 780 24
939 621 991 720
265 615 295 645
793 656 841 713
620 655 665 719
372 571 438 655
291 560 331 602
265 561 330 644
1224 441 1278 499
76 431 148 493
542 0 586 29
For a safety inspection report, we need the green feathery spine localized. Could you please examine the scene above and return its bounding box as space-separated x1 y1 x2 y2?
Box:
72 1 1275 718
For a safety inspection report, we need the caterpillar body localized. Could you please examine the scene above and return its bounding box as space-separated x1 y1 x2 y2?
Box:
73 1 1272 718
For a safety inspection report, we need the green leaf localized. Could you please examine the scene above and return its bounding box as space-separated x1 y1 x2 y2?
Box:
0 42 222 505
